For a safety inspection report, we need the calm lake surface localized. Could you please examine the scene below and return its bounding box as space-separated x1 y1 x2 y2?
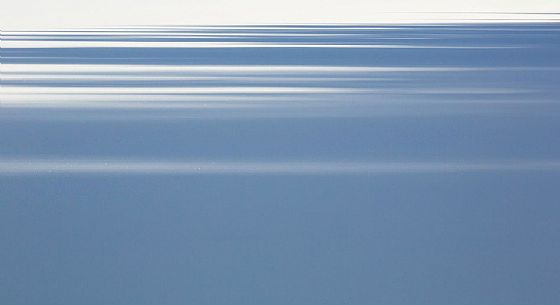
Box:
1 23 560 305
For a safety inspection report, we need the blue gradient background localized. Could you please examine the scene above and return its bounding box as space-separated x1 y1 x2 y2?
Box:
1 23 560 305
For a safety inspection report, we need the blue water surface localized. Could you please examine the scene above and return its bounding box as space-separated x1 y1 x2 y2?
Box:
1 23 560 305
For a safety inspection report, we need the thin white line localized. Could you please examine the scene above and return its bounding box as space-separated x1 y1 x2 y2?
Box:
0 41 521 49
0 64 495 73
1 86 355 95
1 160 558 175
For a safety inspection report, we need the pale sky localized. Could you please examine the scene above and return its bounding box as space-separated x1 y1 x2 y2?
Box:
1 0 559 29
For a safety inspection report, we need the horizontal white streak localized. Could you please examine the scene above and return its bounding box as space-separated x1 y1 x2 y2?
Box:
0 101 272 109
1 74 383 82
1 41 516 49
2 97 551 111
1 86 354 95
1 160 559 175
1 28 398 35
0 93 306 101
4 32 363 38
0 86 531 103
0 64 511 74
108 24 560 30
0 94 297 103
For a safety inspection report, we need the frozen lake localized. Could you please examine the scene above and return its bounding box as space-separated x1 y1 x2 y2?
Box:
1 23 560 305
